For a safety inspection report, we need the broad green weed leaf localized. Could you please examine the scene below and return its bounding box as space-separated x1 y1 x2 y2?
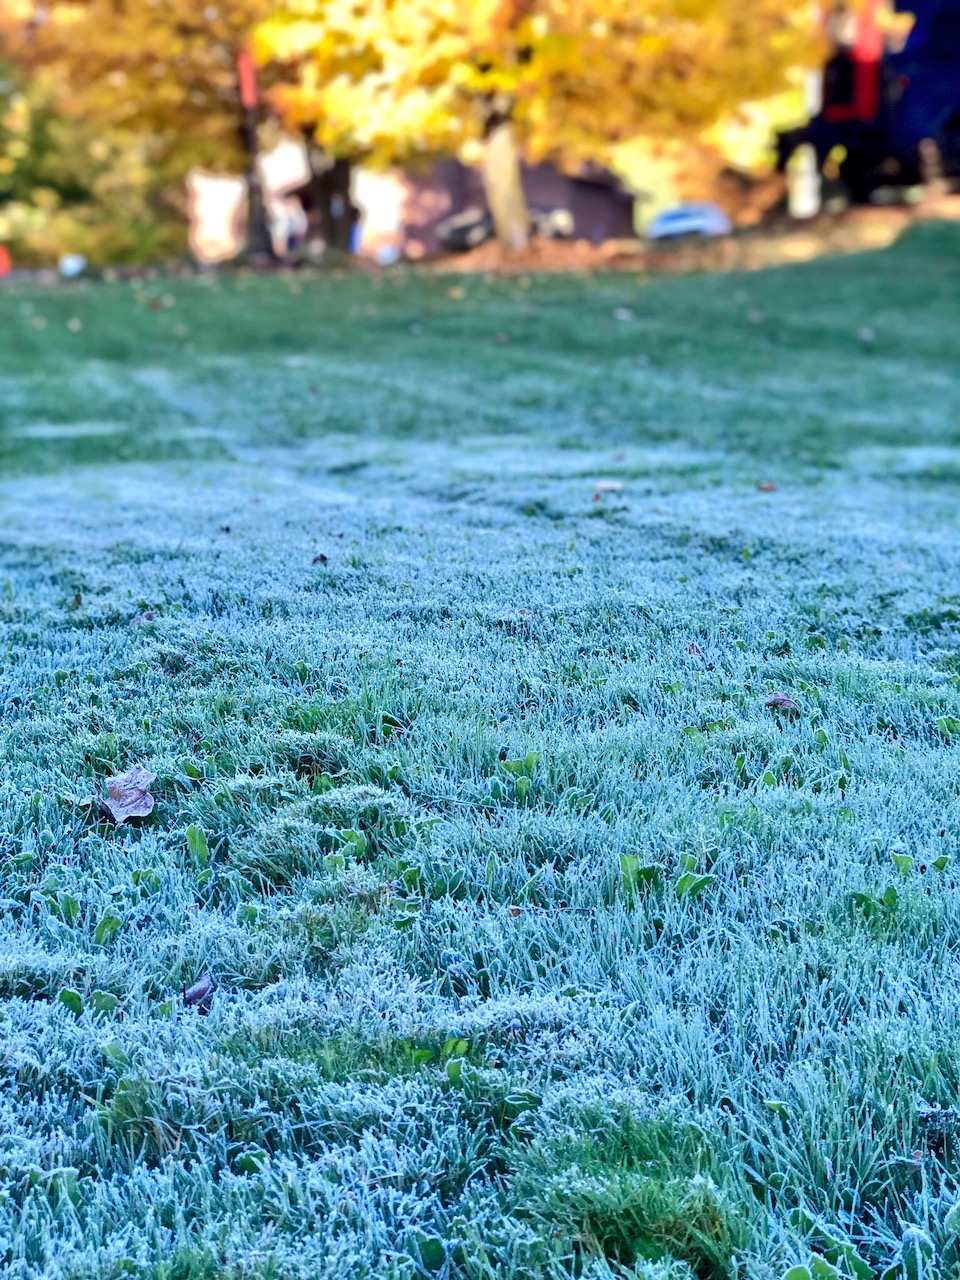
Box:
89 990 119 1014
186 824 209 863
94 912 123 947
59 989 82 1016
412 1233 446 1272
102 1041 130 1068
676 872 716 899
620 853 661 896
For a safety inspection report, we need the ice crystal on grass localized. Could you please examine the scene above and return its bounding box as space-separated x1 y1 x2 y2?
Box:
0 226 959 1277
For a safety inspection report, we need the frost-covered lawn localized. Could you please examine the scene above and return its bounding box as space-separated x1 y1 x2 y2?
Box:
1 226 960 1280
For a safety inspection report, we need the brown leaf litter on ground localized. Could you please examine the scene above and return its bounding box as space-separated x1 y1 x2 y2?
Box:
83 766 157 824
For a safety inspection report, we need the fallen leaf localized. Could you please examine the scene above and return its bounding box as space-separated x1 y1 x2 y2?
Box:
765 693 800 716
183 973 214 1009
593 480 626 500
756 480 778 492
95 766 156 824
312 553 329 564
130 611 155 626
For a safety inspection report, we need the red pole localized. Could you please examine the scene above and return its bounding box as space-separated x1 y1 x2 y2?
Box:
237 48 258 112
852 0 883 121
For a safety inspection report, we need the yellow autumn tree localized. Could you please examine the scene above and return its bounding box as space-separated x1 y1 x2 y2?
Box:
20 0 272 183
255 0 820 248
0 1 187 262
12 0 280 257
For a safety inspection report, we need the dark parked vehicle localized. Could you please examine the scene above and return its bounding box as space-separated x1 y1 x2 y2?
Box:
777 0 960 201
435 203 575 253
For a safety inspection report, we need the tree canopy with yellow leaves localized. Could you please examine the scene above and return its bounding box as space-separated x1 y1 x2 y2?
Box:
255 0 820 247
20 0 270 184
1 0 278 260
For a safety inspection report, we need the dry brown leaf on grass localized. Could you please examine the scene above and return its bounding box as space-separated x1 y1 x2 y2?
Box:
756 480 778 493
183 973 214 1010
83 766 156 824
765 693 800 716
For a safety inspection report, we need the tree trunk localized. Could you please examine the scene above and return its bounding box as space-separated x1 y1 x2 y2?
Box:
241 107 276 261
303 143 355 254
480 119 529 251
